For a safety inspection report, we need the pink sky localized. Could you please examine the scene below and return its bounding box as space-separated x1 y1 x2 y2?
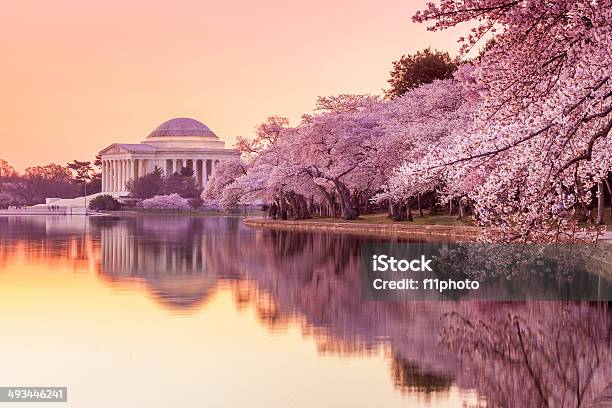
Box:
0 0 463 172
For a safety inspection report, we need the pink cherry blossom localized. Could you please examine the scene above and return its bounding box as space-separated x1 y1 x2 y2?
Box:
141 193 191 210
208 0 611 241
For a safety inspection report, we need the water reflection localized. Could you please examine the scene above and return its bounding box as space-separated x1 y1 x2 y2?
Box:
391 356 454 394
0 216 96 269
98 217 232 309
0 215 610 407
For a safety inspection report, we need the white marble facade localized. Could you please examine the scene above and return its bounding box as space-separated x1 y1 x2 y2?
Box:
99 118 238 193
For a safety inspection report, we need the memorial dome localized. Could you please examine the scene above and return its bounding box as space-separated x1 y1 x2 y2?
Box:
147 118 217 139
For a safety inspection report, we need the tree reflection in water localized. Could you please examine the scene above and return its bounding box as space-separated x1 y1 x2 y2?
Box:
440 303 612 407
391 355 454 394
0 215 610 406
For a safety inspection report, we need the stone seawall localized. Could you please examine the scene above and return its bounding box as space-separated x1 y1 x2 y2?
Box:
243 218 480 242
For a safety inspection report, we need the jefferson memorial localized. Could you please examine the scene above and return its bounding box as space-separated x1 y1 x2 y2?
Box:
99 118 238 193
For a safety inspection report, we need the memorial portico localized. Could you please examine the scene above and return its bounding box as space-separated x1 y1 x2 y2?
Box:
99 118 238 193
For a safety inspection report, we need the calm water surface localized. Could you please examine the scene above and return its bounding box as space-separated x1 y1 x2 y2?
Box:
0 215 610 407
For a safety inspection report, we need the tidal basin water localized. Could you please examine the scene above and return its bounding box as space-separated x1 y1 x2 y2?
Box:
0 215 610 407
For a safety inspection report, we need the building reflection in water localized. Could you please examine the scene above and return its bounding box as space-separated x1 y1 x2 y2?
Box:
98 216 246 310
1 215 610 406
94 217 612 406
91 216 467 398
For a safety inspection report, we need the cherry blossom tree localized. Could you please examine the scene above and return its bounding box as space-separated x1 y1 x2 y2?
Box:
374 78 476 220
235 116 290 160
403 0 612 241
209 0 610 237
290 98 385 219
203 156 248 202
212 101 390 220
141 193 191 210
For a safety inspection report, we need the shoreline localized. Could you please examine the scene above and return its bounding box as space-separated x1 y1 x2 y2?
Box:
0 209 260 218
99 210 251 218
243 217 480 242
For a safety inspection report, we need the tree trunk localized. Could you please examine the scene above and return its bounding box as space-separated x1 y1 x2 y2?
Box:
297 194 310 219
430 192 437 216
605 178 612 217
458 200 465 221
338 194 345 217
285 193 299 219
278 195 288 220
449 199 453 216
333 179 359 220
315 185 335 219
597 181 605 225
407 201 413 222
417 193 423 217
390 200 407 221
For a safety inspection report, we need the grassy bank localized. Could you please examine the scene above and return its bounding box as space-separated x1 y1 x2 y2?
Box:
244 215 480 242
304 209 612 227
303 212 472 226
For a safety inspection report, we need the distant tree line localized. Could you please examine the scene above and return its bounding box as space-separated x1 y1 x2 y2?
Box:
0 155 206 210
0 158 101 207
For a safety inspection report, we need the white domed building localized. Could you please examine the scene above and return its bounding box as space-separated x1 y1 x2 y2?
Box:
99 118 238 193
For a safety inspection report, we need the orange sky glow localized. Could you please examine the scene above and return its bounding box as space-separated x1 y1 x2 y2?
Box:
0 0 464 172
